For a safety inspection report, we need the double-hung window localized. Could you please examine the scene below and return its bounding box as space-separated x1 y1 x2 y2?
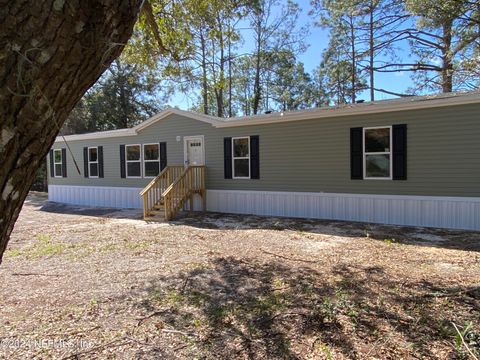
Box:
232 137 250 179
88 147 99 178
143 143 160 177
126 144 141 178
363 126 392 179
53 149 63 178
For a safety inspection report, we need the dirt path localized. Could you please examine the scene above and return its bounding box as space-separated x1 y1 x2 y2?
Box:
0 193 479 359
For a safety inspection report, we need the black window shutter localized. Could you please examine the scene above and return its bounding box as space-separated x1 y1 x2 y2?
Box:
98 146 104 178
250 135 260 179
49 150 54 177
61 148 67 177
120 144 126 178
392 124 407 180
350 127 363 180
83 147 89 178
160 142 167 171
224 137 232 179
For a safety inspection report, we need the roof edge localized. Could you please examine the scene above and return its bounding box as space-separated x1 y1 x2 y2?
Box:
55 91 480 141
214 91 480 128
55 108 221 142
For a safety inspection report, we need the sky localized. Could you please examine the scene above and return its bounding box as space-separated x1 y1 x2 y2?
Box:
169 0 415 109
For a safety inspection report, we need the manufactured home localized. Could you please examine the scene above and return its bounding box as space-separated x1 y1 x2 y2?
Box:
48 91 480 230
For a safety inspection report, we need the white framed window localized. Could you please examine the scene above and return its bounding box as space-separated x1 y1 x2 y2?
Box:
88 147 99 178
125 144 142 178
232 136 250 179
143 143 160 178
53 149 63 178
363 126 392 180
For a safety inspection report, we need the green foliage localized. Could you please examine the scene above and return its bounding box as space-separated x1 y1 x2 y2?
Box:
403 0 480 92
31 159 47 192
453 321 480 359
268 50 317 111
62 58 170 134
63 0 480 128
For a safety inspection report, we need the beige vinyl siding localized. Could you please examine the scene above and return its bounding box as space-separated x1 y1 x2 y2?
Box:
49 103 480 197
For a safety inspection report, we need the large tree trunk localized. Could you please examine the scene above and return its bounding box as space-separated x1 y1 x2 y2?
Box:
216 17 225 118
200 31 208 115
349 15 356 104
0 0 143 263
369 4 375 101
252 23 262 115
441 22 454 93
228 22 233 118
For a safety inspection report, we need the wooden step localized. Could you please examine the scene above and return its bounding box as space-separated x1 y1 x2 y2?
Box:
144 216 165 222
144 209 165 222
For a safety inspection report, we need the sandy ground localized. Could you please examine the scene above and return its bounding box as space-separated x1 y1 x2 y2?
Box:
0 192 479 359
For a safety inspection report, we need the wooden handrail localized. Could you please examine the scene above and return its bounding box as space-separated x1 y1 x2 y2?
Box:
139 167 167 196
162 166 205 220
139 165 184 219
162 165 204 197
140 165 205 220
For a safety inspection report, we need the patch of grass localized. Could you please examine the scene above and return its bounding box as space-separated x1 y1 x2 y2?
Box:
147 289 187 307
192 318 203 328
100 242 119 252
37 234 51 242
383 237 396 244
189 291 211 307
184 262 210 271
210 305 230 322
272 276 286 289
317 297 337 322
312 289 360 325
58 303 83 321
122 238 152 251
254 292 288 314
453 321 480 359
5 248 22 258
146 288 162 303
8 234 70 259
32 242 67 258
166 290 186 305
313 340 334 360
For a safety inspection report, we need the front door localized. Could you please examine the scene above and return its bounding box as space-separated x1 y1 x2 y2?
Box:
184 136 205 166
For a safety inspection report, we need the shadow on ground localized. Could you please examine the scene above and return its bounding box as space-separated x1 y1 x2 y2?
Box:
175 212 480 252
132 257 480 359
27 192 480 251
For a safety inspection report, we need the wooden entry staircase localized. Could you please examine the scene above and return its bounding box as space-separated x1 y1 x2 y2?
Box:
139 165 206 221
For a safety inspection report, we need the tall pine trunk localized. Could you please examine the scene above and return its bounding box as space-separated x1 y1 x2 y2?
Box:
252 24 262 115
228 23 233 118
349 15 356 104
216 17 225 118
0 0 142 263
200 31 208 115
369 6 375 101
441 22 453 93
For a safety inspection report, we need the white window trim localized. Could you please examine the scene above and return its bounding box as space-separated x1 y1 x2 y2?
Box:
125 144 142 178
88 146 99 179
143 143 160 178
232 136 251 179
53 149 63 178
363 126 392 180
